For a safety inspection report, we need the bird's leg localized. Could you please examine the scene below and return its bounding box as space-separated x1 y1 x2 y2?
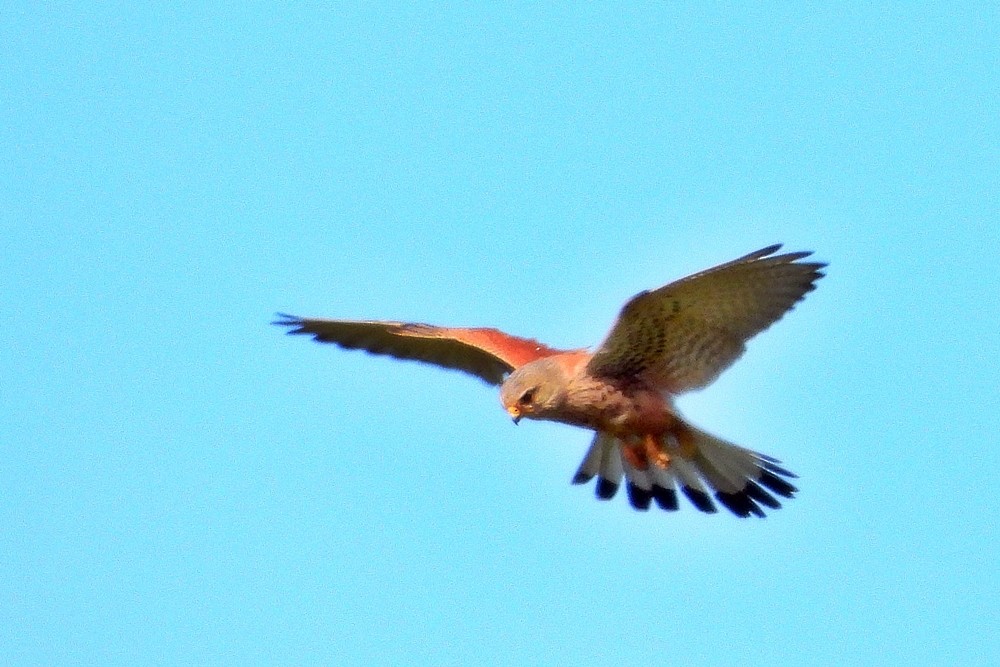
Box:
644 433 671 469
622 434 672 470
621 440 648 470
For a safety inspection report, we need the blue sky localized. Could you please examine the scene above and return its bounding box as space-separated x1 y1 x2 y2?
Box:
3 2 998 665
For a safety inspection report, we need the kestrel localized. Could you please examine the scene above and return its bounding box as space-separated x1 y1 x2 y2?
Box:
275 244 825 518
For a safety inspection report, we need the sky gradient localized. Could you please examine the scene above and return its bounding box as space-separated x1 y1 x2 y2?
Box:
4 3 999 665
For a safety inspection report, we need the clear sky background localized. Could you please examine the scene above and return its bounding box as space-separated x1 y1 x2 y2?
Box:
3 3 998 665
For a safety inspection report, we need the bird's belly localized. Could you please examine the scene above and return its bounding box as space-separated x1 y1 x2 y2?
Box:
604 404 675 436
565 384 675 435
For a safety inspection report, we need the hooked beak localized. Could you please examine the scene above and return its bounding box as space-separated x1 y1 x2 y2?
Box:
506 405 521 424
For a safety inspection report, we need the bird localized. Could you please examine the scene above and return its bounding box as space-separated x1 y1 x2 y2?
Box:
274 244 825 518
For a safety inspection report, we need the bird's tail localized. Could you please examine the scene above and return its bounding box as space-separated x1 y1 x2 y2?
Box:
571 421 798 517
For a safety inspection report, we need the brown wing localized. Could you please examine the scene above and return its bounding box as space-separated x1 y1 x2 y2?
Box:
274 314 565 385
586 245 826 393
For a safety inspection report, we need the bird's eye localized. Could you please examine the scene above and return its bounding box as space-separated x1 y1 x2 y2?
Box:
519 389 536 406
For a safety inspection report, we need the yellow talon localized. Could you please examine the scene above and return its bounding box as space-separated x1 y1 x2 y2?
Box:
644 434 671 469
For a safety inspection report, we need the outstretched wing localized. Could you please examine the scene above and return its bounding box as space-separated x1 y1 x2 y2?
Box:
586 244 826 393
274 315 565 385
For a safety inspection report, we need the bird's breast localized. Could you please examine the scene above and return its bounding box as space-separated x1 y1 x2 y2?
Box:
561 377 676 435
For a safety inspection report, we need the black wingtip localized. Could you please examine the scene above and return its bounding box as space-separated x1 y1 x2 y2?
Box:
272 313 312 336
272 312 302 327
571 471 594 485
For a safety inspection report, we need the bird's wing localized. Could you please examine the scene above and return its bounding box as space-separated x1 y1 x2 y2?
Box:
586 245 826 393
274 315 565 385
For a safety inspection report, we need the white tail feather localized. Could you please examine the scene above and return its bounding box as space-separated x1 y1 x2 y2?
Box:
648 464 677 493
623 459 652 491
573 432 605 481
571 421 797 517
597 435 623 487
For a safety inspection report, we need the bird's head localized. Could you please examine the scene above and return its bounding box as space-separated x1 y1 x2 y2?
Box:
499 358 568 424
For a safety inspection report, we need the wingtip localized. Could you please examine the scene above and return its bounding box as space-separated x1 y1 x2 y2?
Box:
272 313 307 332
756 244 829 271
745 244 825 267
759 243 784 256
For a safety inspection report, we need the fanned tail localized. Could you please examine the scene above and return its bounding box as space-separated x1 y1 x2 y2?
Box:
571 421 797 518
572 432 623 500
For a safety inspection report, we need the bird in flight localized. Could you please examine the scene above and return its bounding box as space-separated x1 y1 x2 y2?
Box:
275 244 825 518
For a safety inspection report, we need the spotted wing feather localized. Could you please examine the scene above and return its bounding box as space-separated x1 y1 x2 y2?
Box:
586 245 825 393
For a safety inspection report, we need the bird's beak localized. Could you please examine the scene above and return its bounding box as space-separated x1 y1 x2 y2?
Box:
506 405 521 424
